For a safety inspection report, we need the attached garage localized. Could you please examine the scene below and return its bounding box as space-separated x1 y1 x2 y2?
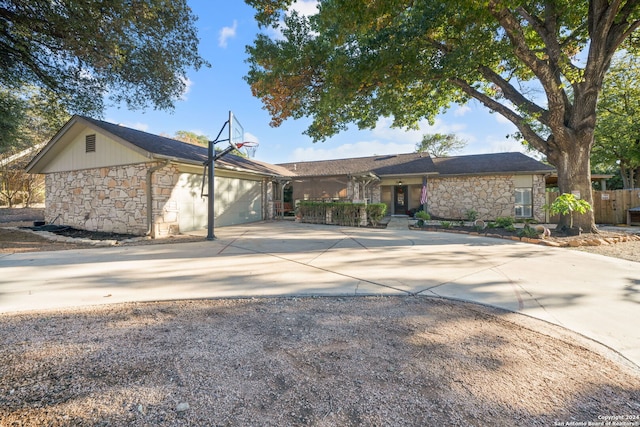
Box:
26 116 290 238
214 175 262 227
172 168 264 232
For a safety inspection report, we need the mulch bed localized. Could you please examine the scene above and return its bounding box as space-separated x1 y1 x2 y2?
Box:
22 224 139 242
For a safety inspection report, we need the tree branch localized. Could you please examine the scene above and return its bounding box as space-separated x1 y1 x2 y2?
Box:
449 77 548 154
477 65 550 125
487 1 567 129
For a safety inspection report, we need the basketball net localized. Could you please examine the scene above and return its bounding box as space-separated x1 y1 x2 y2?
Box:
236 141 259 159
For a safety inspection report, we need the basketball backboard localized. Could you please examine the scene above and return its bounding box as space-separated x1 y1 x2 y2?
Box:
229 111 244 150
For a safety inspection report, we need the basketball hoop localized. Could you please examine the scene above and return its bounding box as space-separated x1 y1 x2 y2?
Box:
235 141 259 158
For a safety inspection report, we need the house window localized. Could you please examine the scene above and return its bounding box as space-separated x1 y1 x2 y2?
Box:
515 188 532 218
86 134 96 153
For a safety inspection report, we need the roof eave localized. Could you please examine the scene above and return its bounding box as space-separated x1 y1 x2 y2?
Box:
435 170 555 177
377 171 439 178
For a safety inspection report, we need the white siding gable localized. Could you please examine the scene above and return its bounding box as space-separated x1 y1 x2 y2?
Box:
40 128 149 173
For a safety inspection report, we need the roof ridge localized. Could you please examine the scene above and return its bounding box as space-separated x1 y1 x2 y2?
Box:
277 152 421 166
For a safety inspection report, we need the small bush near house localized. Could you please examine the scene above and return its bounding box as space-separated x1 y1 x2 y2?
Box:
415 211 431 221
415 210 431 228
440 221 452 229
366 203 387 227
465 209 478 222
297 201 386 227
518 225 539 238
494 216 515 228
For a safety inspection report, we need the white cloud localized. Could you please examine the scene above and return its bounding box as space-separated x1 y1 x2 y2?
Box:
243 132 259 143
177 77 193 101
287 116 481 162
371 117 473 144
290 0 319 16
454 105 471 117
108 121 149 132
218 20 238 48
290 140 415 162
267 0 319 40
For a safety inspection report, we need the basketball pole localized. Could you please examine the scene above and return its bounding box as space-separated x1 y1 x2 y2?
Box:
205 111 243 241
206 141 220 239
205 112 231 240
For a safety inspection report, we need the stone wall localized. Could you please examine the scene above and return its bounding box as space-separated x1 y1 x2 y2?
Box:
427 175 546 222
45 162 179 236
532 174 547 222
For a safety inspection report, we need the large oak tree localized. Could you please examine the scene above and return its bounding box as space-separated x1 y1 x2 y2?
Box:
245 0 640 231
1 0 208 144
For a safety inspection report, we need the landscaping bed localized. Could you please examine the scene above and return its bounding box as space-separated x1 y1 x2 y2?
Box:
412 220 640 248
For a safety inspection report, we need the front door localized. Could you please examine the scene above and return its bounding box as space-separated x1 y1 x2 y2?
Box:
394 185 408 215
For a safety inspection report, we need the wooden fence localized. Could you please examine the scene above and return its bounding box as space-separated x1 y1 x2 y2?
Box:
546 189 640 224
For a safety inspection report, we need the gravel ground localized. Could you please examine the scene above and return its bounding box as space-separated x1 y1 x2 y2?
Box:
1 208 639 426
569 238 640 263
1 298 639 427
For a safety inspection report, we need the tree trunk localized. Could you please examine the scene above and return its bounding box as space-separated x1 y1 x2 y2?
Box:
548 137 598 233
620 164 630 189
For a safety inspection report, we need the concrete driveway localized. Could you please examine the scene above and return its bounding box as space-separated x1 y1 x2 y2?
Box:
1 221 638 367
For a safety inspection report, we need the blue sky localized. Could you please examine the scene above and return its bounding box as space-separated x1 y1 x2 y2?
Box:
103 0 527 165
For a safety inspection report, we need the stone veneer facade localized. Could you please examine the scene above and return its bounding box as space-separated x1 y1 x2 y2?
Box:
427 174 546 222
45 162 180 237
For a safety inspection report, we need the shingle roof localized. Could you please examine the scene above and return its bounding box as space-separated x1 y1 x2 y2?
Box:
278 153 437 177
278 151 554 177
79 116 293 177
431 152 555 175
32 116 553 179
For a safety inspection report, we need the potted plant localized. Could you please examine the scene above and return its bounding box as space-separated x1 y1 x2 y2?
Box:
545 193 592 235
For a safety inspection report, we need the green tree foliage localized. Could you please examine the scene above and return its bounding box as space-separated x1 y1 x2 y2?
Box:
544 193 592 230
0 87 70 152
415 133 467 157
173 131 210 147
593 51 640 189
245 0 640 231
1 0 208 123
0 90 25 151
170 131 248 157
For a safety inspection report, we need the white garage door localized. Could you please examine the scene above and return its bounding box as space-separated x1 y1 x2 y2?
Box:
174 173 262 232
214 176 262 227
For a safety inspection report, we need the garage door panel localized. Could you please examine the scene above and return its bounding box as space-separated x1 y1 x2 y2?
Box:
216 176 262 227
174 173 262 231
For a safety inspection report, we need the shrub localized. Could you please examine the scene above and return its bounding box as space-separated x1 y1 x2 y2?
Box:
415 210 431 221
494 216 515 228
518 225 539 238
505 224 516 232
465 209 478 222
440 221 452 229
366 203 387 226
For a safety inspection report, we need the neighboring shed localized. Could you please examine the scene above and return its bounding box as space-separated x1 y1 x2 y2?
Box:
25 116 291 238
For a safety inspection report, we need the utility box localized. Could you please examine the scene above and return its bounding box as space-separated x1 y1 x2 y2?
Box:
627 206 640 226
